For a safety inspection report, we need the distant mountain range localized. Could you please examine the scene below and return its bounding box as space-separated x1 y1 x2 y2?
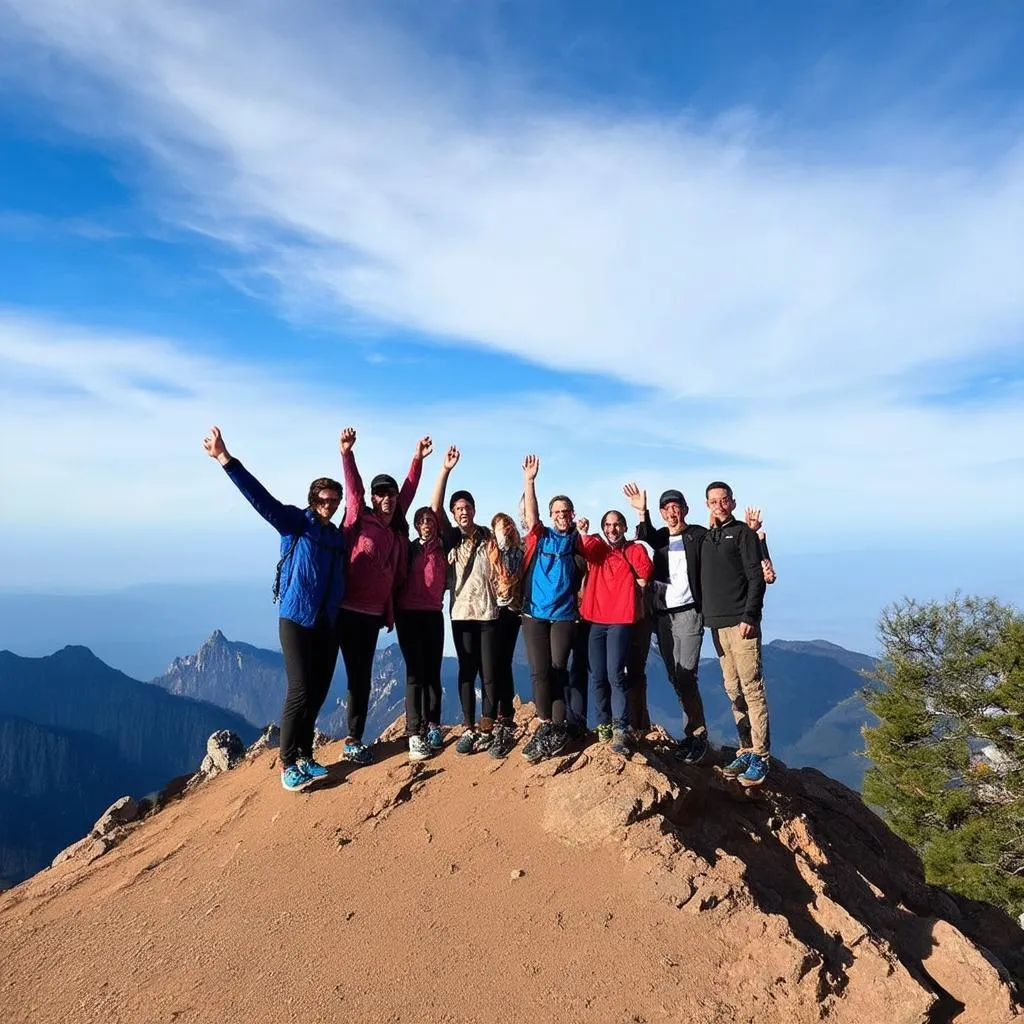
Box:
0 647 258 889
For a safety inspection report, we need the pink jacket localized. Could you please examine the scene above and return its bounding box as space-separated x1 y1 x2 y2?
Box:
341 450 422 626
396 508 446 612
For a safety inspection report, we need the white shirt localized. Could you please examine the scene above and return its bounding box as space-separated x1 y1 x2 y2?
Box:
664 534 694 609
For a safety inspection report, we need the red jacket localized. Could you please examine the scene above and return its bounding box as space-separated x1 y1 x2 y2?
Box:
578 535 653 625
396 509 446 612
341 450 422 626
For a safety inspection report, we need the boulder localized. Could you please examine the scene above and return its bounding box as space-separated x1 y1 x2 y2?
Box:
91 796 141 837
202 730 246 774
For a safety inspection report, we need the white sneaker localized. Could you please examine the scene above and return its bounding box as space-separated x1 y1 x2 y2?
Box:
409 735 431 761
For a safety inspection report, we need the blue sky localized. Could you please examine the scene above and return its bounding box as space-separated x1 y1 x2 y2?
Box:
0 0 1022 655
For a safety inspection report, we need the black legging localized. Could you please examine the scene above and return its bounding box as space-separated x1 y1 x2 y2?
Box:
395 609 444 735
521 616 575 723
336 608 385 742
493 607 522 721
451 619 498 727
279 615 339 767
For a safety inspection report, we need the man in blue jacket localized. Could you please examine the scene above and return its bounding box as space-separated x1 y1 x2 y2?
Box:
204 426 347 792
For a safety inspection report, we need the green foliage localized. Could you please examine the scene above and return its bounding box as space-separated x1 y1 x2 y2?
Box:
862 595 1024 918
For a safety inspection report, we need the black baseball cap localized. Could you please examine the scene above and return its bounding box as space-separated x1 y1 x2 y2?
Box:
449 489 475 512
658 489 686 509
370 473 399 494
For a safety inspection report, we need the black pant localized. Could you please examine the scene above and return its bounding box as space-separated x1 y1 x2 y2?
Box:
493 607 522 721
452 619 498 727
521 616 575 723
395 609 444 735
626 617 653 732
567 619 591 732
336 608 384 742
279 616 339 767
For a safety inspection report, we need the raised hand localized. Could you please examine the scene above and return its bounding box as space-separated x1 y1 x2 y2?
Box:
575 517 590 534
443 445 460 471
745 506 763 532
203 426 229 462
522 454 540 481
415 435 433 460
623 482 647 513
339 427 356 454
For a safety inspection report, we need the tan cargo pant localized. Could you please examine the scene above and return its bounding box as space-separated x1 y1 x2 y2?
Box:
711 625 770 756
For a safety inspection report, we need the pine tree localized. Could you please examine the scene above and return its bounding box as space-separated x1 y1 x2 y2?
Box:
862 595 1024 917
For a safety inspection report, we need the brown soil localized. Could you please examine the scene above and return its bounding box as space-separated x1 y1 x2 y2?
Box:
1 712 1020 1024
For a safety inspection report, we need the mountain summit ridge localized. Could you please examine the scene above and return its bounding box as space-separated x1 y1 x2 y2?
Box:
1 705 1019 1024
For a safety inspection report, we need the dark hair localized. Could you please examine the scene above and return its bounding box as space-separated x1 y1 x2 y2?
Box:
548 494 574 514
601 509 627 530
705 480 734 499
449 489 475 513
307 477 343 507
413 506 436 530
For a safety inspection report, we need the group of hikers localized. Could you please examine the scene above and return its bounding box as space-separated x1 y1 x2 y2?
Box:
203 425 776 793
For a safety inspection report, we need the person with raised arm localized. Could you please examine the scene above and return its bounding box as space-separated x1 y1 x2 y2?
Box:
394 504 447 762
702 481 771 787
519 455 581 763
486 511 526 758
623 482 709 763
337 426 431 765
430 446 503 756
203 426 346 792
576 510 654 757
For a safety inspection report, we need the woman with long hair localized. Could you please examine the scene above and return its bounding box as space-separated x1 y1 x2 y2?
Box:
486 511 525 758
337 426 432 764
577 509 654 756
395 505 447 761
203 425 346 792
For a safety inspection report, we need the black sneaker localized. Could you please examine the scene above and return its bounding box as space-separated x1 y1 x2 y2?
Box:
488 721 517 759
682 732 709 765
522 723 551 763
543 723 570 758
672 737 694 761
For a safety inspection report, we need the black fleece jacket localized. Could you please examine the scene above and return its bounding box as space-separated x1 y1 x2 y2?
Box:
635 512 706 612
700 516 766 628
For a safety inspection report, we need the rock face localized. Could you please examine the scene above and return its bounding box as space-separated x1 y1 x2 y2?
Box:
3 709 1020 1024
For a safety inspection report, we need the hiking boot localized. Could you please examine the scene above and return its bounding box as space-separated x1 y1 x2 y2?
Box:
280 764 312 792
342 741 373 765
473 730 495 753
721 751 753 778
295 756 329 780
681 733 709 765
488 721 517 759
596 723 614 743
544 723 570 758
608 729 630 757
522 722 551 763
671 737 693 760
455 729 479 755
408 735 431 762
425 726 444 751
738 754 770 788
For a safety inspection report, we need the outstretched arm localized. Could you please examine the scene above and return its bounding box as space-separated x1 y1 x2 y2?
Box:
623 482 656 543
431 446 459 528
522 455 540 532
339 427 364 529
204 426 304 535
399 435 431 513
745 507 777 583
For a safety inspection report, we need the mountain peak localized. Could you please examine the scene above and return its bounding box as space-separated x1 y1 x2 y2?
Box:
204 629 228 646
3 712 1020 1023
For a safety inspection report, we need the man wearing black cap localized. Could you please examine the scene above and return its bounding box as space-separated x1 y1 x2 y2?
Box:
623 482 709 763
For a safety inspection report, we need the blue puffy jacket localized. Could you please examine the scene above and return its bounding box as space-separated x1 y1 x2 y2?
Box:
223 459 346 627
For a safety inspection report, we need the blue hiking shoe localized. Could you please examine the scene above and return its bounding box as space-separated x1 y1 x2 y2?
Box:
681 733 709 765
425 726 444 751
280 764 312 792
721 751 753 778
343 741 373 765
296 757 329 780
455 729 479 755
738 754 770 788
